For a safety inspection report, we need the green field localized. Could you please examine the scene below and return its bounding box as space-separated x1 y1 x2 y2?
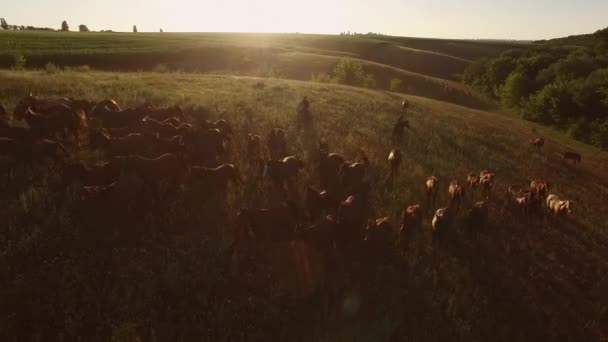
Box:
0 31 528 108
1 69 607 340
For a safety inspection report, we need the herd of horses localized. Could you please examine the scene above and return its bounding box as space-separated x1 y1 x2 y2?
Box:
0 94 579 283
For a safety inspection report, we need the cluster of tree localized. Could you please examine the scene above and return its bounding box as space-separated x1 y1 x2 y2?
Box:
464 27 608 149
1 18 140 33
339 31 391 37
0 18 54 31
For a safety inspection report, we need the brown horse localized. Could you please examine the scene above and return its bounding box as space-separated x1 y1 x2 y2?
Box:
190 164 242 189
479 170 495 200
183 128 227 165
91 101 145 128
318 141 345 190
391 115 409 144
265 156 305 190
13 94 73 120
529 137 544 151
24 105 87 143
63 159 123 187
397 204 422 252
202 119 233 135
247 134 262 161
268 128 288 161
123 153 187 185
92 129 150 156
425 176 439 208
306 187 341 221
387 148 402 183
448 180 465 214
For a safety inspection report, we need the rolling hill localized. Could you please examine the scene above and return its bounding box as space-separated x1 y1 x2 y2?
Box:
0 70 607 341
0 31 527 108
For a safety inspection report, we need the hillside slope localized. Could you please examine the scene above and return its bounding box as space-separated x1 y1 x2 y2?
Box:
0 32 509 108
0 71 607 341
0 31 496 79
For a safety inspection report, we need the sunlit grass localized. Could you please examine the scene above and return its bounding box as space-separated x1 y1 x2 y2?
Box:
1 70 607 340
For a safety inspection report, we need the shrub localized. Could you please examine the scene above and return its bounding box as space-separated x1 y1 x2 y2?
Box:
333 57 366 86
12 52 26 70
78 24 90 32
332 57 377 88
45 62 60 74
390 78 404 92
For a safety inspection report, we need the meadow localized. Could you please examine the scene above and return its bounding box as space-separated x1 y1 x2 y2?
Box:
1 69 607 340
0 31 520 108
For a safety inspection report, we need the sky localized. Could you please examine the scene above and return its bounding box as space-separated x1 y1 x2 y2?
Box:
2 0 607 40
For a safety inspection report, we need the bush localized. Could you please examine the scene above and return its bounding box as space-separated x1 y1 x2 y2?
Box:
333 57 365 86
12 52 26 70
390 78 404 92
332 57 376 88
45 62 60 74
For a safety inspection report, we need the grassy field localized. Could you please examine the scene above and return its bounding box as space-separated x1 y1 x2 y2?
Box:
1 70 607 340
0 31 520 108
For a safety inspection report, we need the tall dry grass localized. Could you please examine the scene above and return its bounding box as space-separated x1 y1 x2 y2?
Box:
0 70 607 341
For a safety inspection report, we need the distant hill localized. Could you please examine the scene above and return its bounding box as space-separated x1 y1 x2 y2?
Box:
531 27 608 49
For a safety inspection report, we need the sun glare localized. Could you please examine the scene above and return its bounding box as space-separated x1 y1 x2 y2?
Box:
171 0 348 33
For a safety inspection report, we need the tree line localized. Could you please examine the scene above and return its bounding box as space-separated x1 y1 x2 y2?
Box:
463 27 608 149
0 18 150 33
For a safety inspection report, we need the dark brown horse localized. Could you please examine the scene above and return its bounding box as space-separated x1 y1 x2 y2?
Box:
24 105 87 143
391 115 409 144
190 164 242 189
63 159 123 187
91 129 150 157
268 128 288 161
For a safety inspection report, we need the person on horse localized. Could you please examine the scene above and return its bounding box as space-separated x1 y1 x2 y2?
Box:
298 96 310 114
296 96 312 131
401 98 409 114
